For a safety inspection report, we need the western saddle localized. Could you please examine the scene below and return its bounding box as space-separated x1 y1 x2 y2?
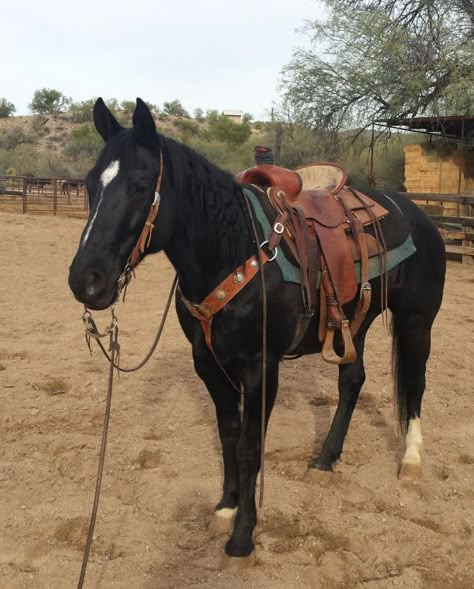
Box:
236 161 388 364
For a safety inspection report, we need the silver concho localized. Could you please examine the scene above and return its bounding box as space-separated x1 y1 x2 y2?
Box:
215 290 226 300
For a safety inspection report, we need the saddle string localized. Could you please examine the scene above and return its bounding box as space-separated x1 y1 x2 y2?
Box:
243 192 268 509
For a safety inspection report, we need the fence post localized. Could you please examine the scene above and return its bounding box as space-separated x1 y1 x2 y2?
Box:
461 202 473 265
53 179 58 215
22 177 27 214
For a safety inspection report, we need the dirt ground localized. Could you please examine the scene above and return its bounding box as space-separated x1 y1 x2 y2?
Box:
0 211 473 589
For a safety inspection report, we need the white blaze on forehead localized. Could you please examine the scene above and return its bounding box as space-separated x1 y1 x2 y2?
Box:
100 159 120 188
81 160 120 247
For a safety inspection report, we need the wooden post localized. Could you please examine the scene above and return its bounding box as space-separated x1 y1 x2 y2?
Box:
275 123 283 166
22 177 27 214
368 123 375 187
53 179 58 215
461 202 473 265
457 118 465 195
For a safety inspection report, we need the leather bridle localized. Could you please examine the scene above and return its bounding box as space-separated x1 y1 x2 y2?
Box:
116 150 164 298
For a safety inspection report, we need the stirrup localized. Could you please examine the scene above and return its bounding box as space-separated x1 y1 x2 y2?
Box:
321 319 357 364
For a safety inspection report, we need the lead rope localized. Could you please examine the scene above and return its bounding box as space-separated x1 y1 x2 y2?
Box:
78 274 177 588
77 316 118 589
83 273 178 373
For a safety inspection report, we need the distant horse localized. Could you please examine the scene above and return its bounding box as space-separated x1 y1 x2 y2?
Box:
61 179 83 196
68 98 445 568
26 178 49 195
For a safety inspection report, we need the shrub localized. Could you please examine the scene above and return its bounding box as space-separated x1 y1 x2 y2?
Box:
206 115 252 145
173 118 199 141
163 99 189 117
0 98 16 117
70 99 96 123
66 124 103 159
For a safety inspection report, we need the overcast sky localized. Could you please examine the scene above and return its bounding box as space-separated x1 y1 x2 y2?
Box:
1 0 325 119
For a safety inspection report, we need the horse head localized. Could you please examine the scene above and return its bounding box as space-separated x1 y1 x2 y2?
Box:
68 98 173 309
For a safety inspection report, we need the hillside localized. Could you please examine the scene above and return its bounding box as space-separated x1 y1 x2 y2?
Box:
0 111 264 178
0 111 410 189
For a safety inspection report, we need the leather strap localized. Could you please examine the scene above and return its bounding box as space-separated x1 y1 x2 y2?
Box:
130 150 164 269
180 251 269 350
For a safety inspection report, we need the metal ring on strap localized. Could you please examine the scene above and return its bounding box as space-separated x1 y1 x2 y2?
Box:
260 240 278 262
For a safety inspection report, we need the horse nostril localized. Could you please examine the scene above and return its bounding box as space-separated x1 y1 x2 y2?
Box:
85 270 106 298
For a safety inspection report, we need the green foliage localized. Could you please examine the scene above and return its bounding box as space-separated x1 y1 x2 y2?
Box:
0 145 40 176
188 137 255 173
120 100 136 114
0 98 16 117
173 118 199 142
206 115 252 145
282 1 474 133
66 124 103 159
0 128 35 150
163 99 190 117
70 99 96 123
29 88 71 114
193 107 204 121
105 98 120 113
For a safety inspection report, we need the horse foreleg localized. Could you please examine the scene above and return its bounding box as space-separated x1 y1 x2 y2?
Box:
193 351 241 535
222 354 279 569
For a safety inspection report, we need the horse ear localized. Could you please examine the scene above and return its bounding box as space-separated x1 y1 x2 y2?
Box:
133 98 157 149
93 98 122 142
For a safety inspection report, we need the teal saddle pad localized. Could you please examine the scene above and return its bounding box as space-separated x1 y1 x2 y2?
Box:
243 187 416 286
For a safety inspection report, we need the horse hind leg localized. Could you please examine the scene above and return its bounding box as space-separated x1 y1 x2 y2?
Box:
392 314 433 481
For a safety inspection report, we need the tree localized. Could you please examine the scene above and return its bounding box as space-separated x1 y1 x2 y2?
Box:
29 88 71 114
193 107 204 121
163 99 190 117
282 0 474 134
0 98 16 117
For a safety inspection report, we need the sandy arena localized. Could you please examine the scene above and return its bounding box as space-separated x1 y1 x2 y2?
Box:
0 211 473 588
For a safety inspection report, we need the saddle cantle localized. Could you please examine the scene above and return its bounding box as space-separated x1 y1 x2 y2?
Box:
237 161 389 364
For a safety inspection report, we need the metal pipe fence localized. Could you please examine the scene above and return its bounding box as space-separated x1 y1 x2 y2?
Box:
0 175 88 217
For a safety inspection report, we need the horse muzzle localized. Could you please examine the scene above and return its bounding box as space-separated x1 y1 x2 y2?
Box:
68 265 118 310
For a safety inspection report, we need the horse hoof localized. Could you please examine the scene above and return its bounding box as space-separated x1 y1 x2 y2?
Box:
208 508 237 537
304 466 334 484
221 551 256 570
399 462 422 481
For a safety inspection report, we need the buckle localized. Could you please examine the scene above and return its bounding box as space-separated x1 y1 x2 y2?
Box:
360 281 371 299
273 221 285 234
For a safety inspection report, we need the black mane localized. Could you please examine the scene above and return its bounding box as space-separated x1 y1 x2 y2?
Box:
161 133 255 273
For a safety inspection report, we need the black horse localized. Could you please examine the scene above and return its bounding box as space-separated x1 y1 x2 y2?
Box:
68 98 446 568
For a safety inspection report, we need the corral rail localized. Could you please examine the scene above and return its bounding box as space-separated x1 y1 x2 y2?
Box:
400 192 474 264
0 175 88 218
1 176 472 263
